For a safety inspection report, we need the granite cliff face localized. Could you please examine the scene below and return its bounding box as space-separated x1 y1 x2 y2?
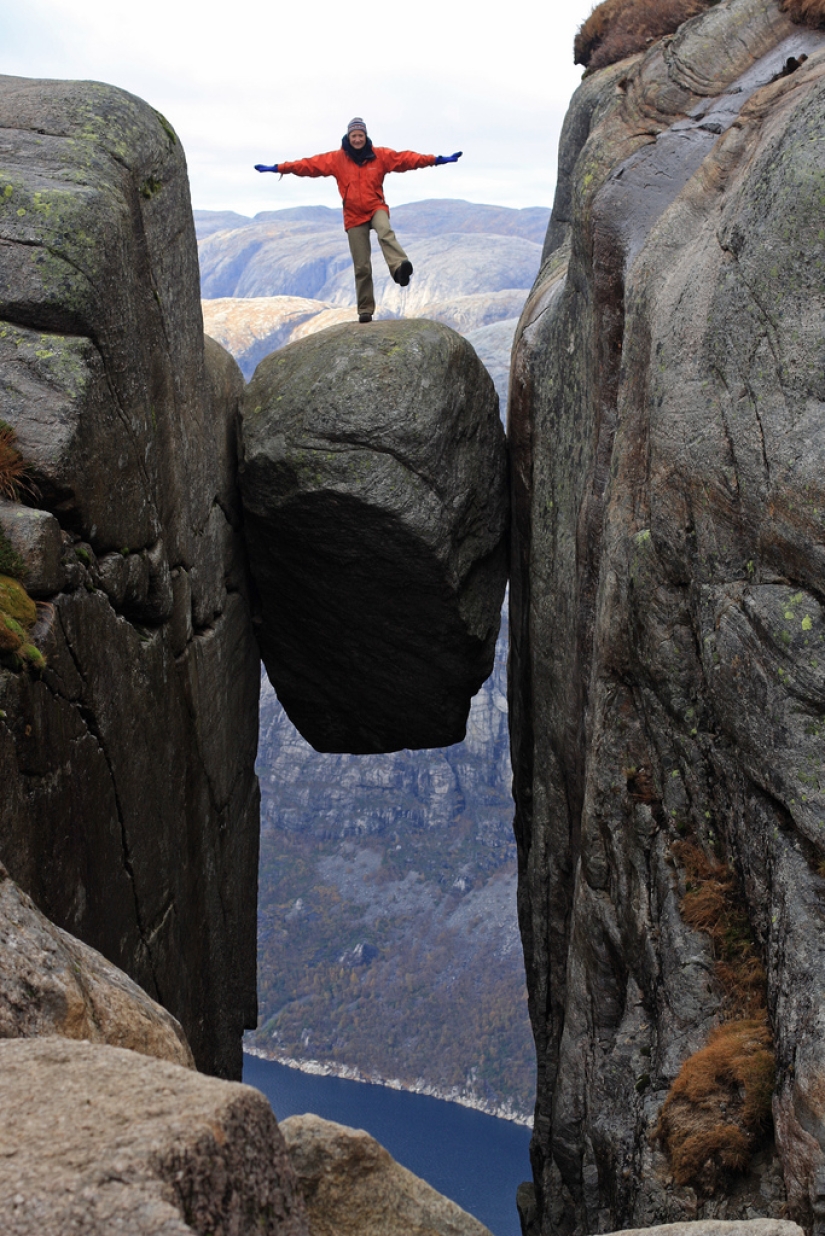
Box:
0 73 511 1091
0 73 517 1231
0 76 260 1078
0 861 195 1067
510 1 825 1231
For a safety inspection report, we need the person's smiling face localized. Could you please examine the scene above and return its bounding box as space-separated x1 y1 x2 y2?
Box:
349 129 366 150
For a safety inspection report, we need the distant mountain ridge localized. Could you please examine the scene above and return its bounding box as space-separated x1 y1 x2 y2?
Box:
196 218 543 306
196 198 550 404
194 199 550 244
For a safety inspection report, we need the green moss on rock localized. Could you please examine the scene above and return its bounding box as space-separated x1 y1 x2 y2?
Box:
0 575 36 627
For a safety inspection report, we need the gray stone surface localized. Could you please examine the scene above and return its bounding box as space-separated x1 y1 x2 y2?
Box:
0 861 194 1067
240 318 508 753
281 1113 491 1236
0 1037 309 1235
600 1225 804 1236
0 502 66 597
201 290 526 394
509 2 825 1233
0 75 260 1078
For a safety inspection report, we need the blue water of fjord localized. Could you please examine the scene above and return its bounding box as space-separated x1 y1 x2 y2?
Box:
243 1054 531 1236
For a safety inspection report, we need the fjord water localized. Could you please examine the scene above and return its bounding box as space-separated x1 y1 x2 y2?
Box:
243 1054 531 1236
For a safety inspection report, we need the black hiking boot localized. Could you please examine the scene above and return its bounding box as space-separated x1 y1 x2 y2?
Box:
393 260 413 287
358 313 373 323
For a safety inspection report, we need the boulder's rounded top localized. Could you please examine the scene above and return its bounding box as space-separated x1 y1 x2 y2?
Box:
244 317 496 452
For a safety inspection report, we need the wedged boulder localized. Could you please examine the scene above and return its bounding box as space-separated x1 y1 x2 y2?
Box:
0 75 260 1077
281 1113 491 1236
240 319 508 754
509 1 825 1232
0 862 193 1067
0 1037 309 1235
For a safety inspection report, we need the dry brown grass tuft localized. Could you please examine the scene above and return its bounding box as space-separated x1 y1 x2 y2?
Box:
0 424 34 502
574 0 716 71
779 0 825 28
654 841 775 1191
672 841 766 1015
656 1020 775 1190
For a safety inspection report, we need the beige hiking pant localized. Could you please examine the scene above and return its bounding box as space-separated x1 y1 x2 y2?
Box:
347 210 409 316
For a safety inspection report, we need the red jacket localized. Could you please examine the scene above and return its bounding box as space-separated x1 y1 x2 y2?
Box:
277 146 436 230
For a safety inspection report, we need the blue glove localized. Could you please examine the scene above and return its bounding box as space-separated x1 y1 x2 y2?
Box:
254 164 279 173
434 152 462 165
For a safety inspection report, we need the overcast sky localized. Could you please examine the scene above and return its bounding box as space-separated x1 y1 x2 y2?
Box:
2 0 595 216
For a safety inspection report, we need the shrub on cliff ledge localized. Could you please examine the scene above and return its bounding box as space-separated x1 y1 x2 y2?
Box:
574 0 716 71
675 841 767 1015
655 842 774 1192
779 0 825 27
656 1020 775 1191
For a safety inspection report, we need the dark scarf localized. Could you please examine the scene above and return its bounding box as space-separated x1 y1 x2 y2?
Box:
342 134 376 165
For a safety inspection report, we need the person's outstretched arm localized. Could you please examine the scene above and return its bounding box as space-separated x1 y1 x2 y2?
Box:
254 151 341 177
378 149 435 173
376 149 463 173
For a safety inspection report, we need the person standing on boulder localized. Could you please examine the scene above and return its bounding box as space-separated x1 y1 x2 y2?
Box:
255 119 462 323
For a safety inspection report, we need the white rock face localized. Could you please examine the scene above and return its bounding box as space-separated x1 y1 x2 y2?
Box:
315 233 541 314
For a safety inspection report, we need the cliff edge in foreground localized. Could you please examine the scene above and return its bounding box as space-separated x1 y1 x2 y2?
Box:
510 0 825 1231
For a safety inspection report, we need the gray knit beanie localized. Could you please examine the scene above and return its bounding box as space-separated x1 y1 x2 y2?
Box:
347 117 367 136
